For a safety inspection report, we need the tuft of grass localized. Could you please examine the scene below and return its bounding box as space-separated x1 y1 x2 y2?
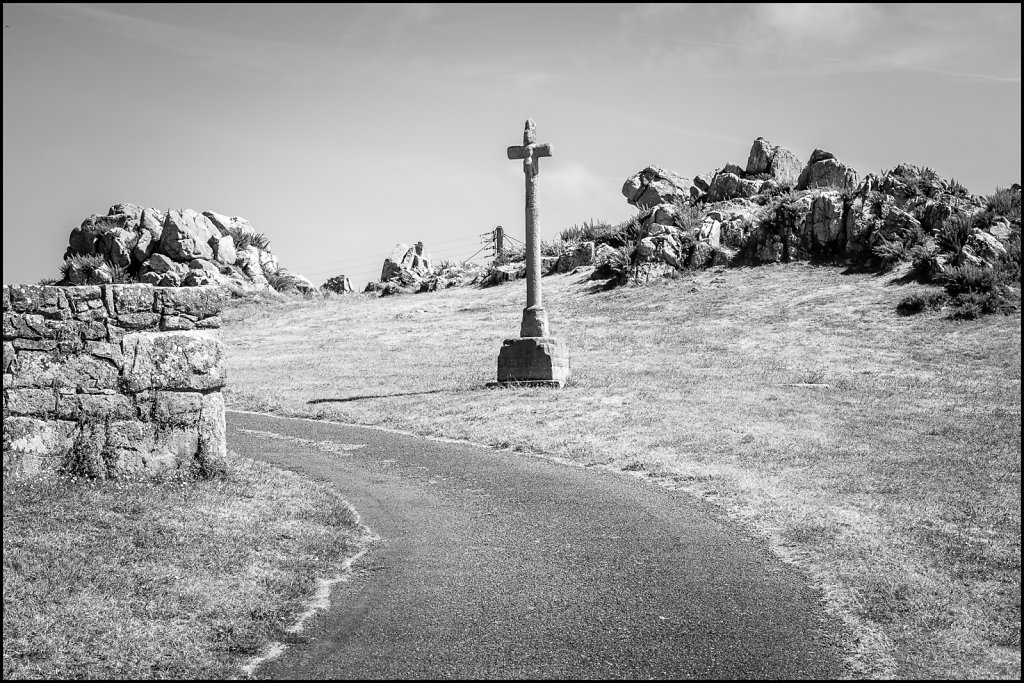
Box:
251 233 271 251
225 226 255 251
59 253 108 285
2 451 370 679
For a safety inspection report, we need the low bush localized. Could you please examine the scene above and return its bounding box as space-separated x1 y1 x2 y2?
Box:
897 290 949 315
936 213 975 265
984 185 1021 223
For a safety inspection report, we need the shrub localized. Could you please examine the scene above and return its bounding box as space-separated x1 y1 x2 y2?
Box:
984 186 1021 222
946 178 970 198
872 238 907 272
671 200 702 232
592 244 635 288
541 238 567 257
907 243 941 281
939 264 997 297
897 290 949 315
59 253 109 285
110 264 136 284
936 213 975 265
947 292 1001 320
495 243 526 264
37 277 60 286
996 229 1021 284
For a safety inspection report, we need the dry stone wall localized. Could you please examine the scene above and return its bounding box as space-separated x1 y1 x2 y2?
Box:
2 284 227 479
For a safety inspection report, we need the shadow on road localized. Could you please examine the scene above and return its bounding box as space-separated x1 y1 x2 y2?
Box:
308 390 447 404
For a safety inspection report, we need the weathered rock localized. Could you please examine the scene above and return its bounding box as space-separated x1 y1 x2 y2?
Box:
989 217 1013 243
745 138 802 187
722 162 745 177
96 228 135 269
321 275 354 294
381 242 433 282
121 331 225 393
110 284 155 315
10 351 120 391
258 249 280 278
64 259 113 286
481 263 526 287
556 241 596 273
797 151 858 191
140 254 188 286
637 237 657 258
746 138 774 175
699 217 722 248
689 242 715 268
3 417 77 476
160 209 218 262
692 172 714 193
707 173 761 203
203 211 254 236
622 166 694 208
804 191 846 251
970 231 1007 260
210 234 237 265
69 213 136 256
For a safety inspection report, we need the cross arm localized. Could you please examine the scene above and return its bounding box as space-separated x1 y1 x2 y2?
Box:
507 143 553 160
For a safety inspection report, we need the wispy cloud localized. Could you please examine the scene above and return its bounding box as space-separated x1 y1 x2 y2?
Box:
616 3 1020 84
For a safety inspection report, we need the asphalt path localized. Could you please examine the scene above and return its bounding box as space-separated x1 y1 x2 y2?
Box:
227 410 847 679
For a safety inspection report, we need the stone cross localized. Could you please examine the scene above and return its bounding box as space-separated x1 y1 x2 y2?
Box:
507 119 552 337
492 119 569 388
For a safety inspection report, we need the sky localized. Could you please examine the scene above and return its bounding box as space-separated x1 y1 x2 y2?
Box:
3 3 1021 288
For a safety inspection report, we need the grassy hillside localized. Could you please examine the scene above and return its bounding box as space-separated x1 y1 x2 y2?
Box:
221 264 1021 679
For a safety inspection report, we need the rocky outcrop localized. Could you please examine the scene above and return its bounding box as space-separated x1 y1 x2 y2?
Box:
381 242 433 283
555 242 596 273
2 284 226 479
745 137 803 186
796 149 859 191
320 275 354 294
603 137 1014 279
622 166 695 208
57 203 305 297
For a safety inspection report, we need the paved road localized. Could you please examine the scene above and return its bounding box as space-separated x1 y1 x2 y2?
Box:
227 410 847 679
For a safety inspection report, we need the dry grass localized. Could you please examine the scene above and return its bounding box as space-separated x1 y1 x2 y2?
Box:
221 264 1021 679
2 452 371 679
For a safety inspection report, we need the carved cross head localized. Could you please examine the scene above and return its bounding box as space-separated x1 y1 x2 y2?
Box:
507 119 552 177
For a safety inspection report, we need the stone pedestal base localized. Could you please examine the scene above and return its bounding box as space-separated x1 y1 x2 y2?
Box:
492 337 570 387
520 306 549 338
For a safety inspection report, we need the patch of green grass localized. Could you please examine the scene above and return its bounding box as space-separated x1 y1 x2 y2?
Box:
2 452 370 679
220 263 1021 679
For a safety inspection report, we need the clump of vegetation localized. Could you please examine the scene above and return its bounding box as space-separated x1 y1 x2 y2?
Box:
541 238 567 258
897 290 949 315
495 243 526 265
935 213 975 266
59 254 110 285
225 226 255 250
266 270 311 295
885 164 945 199
225 227 271 252
982 185 1021 224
